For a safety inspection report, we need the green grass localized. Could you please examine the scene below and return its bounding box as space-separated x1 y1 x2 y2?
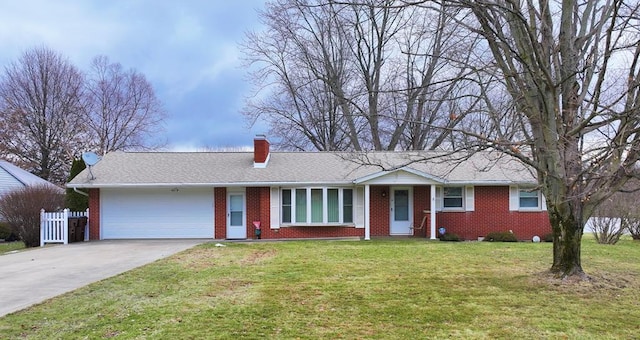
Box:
1 238 639 339
0 242 25 254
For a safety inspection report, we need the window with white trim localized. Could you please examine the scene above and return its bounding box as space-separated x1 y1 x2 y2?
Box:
281 188 354 224
443 186 464 208
519 189 540 209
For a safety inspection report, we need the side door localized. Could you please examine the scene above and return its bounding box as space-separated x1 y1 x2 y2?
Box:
226 192 247 239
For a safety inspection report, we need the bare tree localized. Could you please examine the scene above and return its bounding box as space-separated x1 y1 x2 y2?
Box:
84 56 166 155
244 0 361 151
243 0 476 151
438 0 640 278
598 182 640 240
0 46 86 184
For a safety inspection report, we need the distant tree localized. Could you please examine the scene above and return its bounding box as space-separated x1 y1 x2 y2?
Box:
243 0 477 151
65 158 88 211
84 55 166 155
0 46 86 183
597 184 640 241
0 48 166 184
0 185 65 247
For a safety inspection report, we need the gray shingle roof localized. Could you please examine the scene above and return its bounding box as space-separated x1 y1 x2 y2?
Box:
0 160 60 188
67 150 537 188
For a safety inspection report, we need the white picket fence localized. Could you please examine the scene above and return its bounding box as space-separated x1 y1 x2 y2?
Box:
40 209 89 246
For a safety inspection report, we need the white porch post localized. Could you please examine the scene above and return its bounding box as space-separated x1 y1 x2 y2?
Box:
40 209 45 247
63 208 69 245
430 185 437 240
364 184 371 240
85 208 90 242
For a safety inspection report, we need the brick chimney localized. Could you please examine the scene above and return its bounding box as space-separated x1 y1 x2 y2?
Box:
253 135 270 168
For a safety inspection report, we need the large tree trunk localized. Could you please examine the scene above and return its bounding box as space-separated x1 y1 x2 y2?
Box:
548 204 586 278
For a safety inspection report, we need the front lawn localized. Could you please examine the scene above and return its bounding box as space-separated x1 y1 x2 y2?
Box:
1 238 639 338
0 241 25 254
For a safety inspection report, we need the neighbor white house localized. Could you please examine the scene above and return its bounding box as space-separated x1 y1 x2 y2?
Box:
0 160 61 220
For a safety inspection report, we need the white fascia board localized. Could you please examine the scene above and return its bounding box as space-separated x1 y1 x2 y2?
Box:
67 179 536 189
445 180 538 186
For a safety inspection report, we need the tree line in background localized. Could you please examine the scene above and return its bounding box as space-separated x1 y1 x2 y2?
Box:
243 0 481 151
244 0 640 279
0 46 166 184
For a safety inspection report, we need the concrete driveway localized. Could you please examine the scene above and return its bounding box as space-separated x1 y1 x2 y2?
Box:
0 239 207 317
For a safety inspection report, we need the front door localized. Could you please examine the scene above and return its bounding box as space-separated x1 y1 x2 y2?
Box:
227 192 247 239
390 187 412 235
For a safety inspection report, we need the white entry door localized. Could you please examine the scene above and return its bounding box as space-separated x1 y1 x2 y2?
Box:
390 187 412 235
227 192 247 239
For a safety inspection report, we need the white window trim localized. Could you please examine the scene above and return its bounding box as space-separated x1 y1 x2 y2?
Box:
281 187 355 226
510 186 546 211
442 186 465 211
518 188 541 211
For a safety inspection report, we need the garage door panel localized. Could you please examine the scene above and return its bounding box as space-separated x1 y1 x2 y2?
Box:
101 188 214 239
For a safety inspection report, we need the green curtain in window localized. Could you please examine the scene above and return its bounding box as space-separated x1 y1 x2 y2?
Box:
327 189 339 223
311 189 323 223
296 189 307 223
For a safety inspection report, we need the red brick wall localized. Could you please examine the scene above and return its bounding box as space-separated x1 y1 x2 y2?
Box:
246 187 268 239
413 186 431 237
370 186 390 236
244 186 365 240
214 187 226 239
88 189 100 240
263 226 364 238
90 185 549 241
435 186 551 240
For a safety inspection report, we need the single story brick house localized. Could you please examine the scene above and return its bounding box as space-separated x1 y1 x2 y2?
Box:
67 136 551 241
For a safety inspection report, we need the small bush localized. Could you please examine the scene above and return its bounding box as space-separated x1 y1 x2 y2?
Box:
439 233 461 242
622 218 640 241
484 231 518 242
0 222 13 239
590 217 625 245
542 233 554 242
0 185 64 247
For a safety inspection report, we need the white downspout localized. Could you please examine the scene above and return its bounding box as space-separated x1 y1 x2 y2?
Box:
364 184 371 240
430 185 437 240
73 187 89 197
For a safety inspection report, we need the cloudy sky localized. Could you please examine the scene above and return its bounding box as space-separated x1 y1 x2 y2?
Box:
0 1 268 150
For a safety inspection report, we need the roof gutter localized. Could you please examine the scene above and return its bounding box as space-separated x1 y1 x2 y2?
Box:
67 179 536 189
66 180 357 189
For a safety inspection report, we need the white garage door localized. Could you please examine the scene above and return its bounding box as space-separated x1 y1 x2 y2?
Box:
101 187 214 239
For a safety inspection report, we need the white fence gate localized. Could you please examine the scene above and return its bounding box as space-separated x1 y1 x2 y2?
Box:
40 209 89 246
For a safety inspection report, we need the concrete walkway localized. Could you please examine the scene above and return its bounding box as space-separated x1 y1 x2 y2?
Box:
0 239 207 317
